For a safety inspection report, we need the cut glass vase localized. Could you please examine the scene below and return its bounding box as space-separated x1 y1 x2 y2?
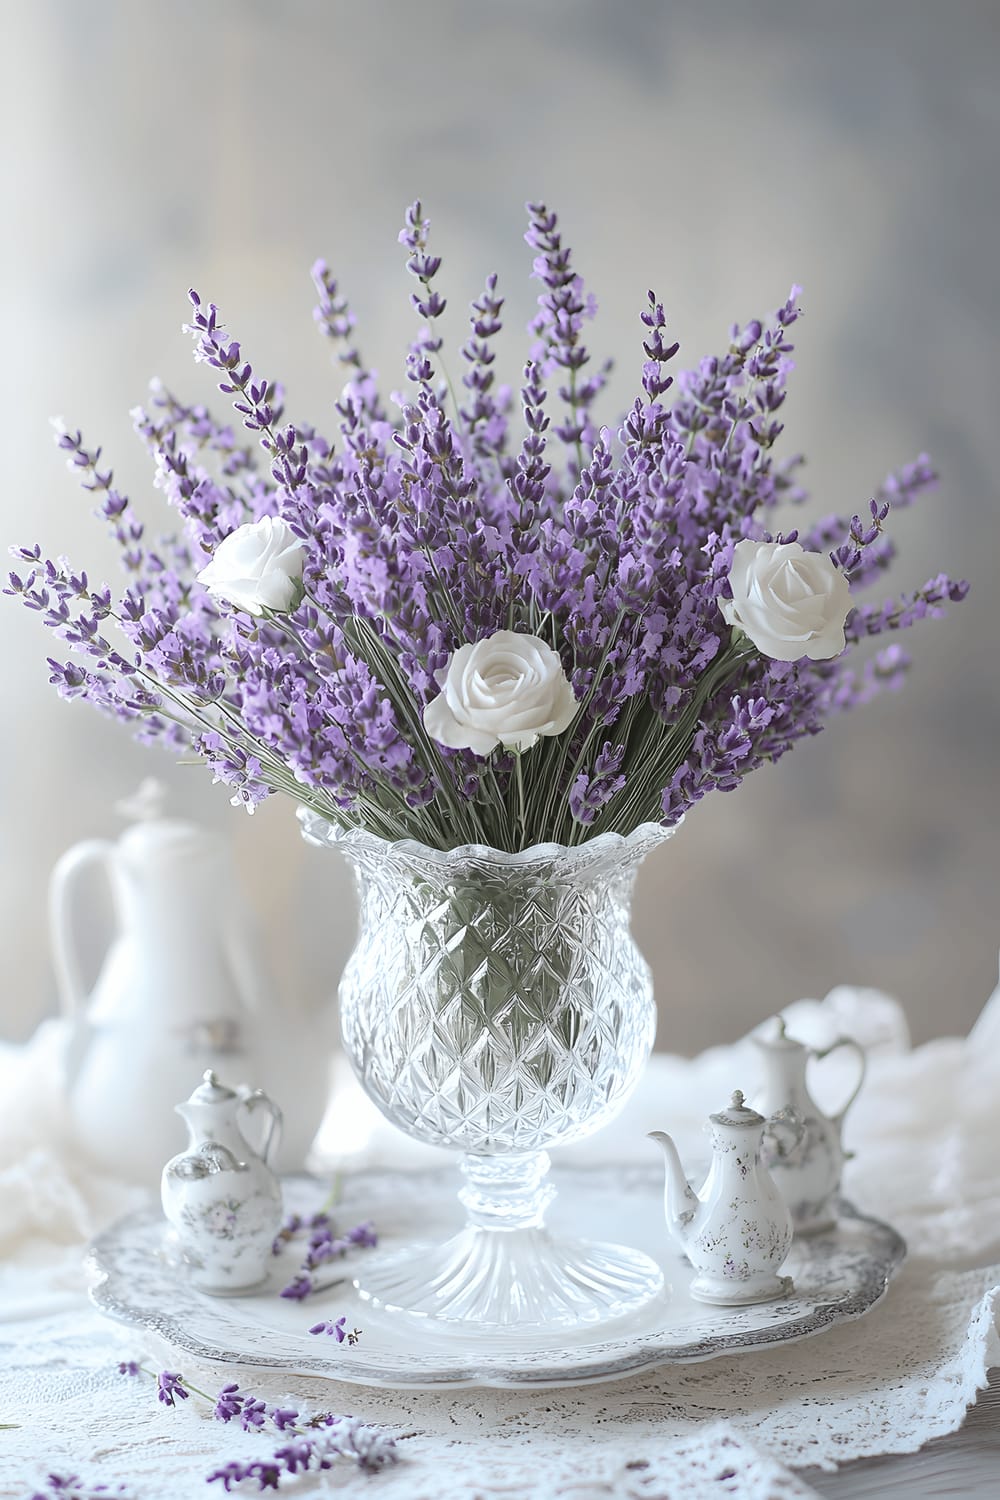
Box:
300 810 674 1330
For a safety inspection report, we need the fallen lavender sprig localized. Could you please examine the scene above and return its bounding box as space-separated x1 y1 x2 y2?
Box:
117 1362 399 1488
207 1415 398 1491
272 1185 377 1301
29 1479 135 1500
302 1219 378 1273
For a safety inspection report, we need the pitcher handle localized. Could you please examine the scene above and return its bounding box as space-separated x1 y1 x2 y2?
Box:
810 1036 867 1133
239 1087 283 1166
48 839 115 1020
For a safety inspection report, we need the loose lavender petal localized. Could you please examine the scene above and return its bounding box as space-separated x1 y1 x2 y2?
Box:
308 1317 347 1338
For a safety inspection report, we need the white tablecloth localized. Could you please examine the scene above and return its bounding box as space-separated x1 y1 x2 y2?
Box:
2 984 999 1499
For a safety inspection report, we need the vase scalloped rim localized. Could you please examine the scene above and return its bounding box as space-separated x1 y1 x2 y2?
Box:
296 806 680 868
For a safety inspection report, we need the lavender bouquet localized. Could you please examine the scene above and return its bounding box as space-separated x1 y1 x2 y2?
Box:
8 202 966 853
9 204 970 1331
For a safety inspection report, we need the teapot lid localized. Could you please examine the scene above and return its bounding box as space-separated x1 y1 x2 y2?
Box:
187 1069 238 1105
710 1089 765 1128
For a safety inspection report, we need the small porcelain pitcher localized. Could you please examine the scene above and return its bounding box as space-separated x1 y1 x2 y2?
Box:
161 1071 283 1294
753 1016 867 1235
648 1090 794 1305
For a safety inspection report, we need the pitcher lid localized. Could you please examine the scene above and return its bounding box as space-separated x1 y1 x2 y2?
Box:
752 1014 803 1051
710 1089 765 1128
113 778 225 868
187 1069 238 1105
115 778 169 822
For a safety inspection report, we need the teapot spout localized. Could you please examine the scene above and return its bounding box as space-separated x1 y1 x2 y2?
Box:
647 1131 700 1244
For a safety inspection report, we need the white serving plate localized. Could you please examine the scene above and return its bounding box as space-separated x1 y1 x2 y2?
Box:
87 1165 905 1391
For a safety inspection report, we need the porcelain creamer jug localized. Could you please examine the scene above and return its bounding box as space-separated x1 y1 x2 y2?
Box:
753 1016 867 1234
649 1090 794 1305
161 1071 283 1293
50 781 331 1181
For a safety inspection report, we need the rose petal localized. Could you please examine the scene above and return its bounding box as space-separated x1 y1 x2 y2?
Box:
423 691 499 755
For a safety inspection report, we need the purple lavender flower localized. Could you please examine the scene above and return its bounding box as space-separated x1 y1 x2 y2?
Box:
269 1406 300 1432
119 1355 398 1492
240 1396 269 1432
156 1370 189 1407
308 1316 339 1337
569 742 627 825
31 1478 134 1500
272 1212 302 1254
117 1361 140 1377
275 1196 377 1300
278 1272 313 1301
302 1219 377 1270
322 1416 399 1474
213 1383 243 1423
308 1315 359 1344
204 1460 256 1493
205 1420 398 1489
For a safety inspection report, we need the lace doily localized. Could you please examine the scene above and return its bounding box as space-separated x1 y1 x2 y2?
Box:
2 983 999 1499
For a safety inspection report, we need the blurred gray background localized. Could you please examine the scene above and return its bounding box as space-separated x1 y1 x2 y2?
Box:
2 0 997 1051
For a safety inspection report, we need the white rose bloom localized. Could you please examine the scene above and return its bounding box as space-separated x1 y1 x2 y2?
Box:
720 539 853 663
423 630 578 755
196 516 305 617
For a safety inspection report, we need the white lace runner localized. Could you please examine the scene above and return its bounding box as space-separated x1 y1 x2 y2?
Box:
2 984 999 1498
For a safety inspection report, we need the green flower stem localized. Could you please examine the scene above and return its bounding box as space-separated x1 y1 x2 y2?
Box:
514 749 527 848
345 615 483 845
585 640 755 838
529 607 629 842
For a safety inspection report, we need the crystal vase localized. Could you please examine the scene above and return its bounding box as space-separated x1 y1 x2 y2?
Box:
299 810 674 1329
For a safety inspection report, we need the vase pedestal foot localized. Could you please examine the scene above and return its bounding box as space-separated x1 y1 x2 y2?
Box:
353 1224 663 1329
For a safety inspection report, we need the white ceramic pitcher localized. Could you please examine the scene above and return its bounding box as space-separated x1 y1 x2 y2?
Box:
51 781 331 1181
161 1070 284 1294
752 1016 867 1234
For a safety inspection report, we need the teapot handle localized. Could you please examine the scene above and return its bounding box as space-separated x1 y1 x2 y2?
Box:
48 839 115 1019
239 1087 283 1166
810 1037 867 1133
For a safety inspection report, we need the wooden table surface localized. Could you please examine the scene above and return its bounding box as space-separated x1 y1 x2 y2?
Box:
804 1369 999 1497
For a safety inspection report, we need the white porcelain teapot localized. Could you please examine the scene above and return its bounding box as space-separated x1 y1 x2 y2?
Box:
649 1090 794 1305
51 781 331 1181
161 1070 283 1294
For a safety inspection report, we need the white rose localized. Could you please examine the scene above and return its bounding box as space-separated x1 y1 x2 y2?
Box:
196 516 305 617
423 630 578 755
720 539 852 662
